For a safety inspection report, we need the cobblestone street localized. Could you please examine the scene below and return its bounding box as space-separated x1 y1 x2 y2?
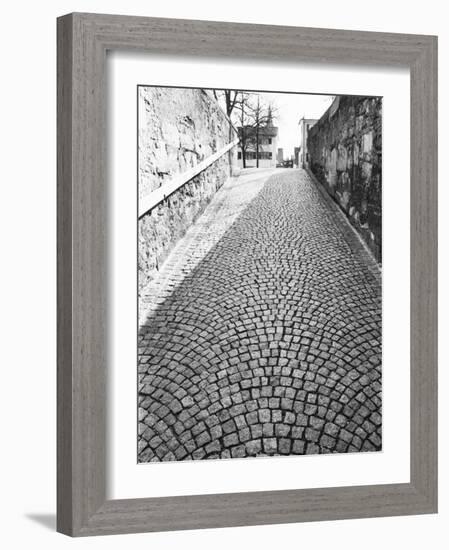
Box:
138 168 382 462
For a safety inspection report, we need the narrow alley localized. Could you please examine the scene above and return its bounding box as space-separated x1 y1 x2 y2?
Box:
138 168 382 462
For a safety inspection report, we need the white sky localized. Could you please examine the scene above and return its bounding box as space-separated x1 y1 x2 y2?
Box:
259 92 334 158
223 91 334 159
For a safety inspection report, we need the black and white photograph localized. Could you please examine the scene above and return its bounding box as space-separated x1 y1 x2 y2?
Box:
137 86 382 463
1 0 442 543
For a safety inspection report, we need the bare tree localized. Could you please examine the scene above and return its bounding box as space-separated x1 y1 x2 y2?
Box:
213 89 241 118
211 89 278 169
212 89 252 169
236 92 256 169
213 90 254 168
244 95 278 168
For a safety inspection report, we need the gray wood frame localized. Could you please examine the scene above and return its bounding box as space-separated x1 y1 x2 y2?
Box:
57 12 438 537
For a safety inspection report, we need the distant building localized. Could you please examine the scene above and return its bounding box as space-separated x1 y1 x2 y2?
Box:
298 117 318 168
277 148 284 164
294 147 300 167
237 114 279 169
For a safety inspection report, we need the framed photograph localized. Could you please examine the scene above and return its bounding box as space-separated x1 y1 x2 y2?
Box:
57 13 437 536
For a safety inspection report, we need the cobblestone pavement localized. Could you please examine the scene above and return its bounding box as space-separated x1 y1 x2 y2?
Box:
138 168 382 462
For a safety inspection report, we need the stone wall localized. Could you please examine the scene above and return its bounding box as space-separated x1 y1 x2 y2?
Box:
307 96 382 261
138 87 237 293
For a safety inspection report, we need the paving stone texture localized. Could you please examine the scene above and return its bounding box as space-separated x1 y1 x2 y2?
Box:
138 168 382 462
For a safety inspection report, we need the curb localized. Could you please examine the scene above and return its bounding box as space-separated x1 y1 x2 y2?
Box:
304 167 382 281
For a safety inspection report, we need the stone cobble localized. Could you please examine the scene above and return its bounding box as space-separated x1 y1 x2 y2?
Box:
138 168 382 462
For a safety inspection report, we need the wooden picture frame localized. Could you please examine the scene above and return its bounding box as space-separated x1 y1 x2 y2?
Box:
57 12 438 536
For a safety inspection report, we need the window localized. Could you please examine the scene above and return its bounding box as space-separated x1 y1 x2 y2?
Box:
259 137 273 145
257 152 273 160
242 151 276 161
244 152 257 160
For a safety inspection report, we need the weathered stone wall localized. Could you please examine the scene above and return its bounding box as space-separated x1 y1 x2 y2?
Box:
307 96 382 261
139 87 236 199
138 87 237 293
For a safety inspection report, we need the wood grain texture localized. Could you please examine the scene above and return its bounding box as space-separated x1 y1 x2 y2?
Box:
56 12 438 536
57 13 74 536
409 35 438 508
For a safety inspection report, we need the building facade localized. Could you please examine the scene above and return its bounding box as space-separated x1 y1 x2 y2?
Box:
298 117 318 168
294 147 300 167
236 123 279 169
